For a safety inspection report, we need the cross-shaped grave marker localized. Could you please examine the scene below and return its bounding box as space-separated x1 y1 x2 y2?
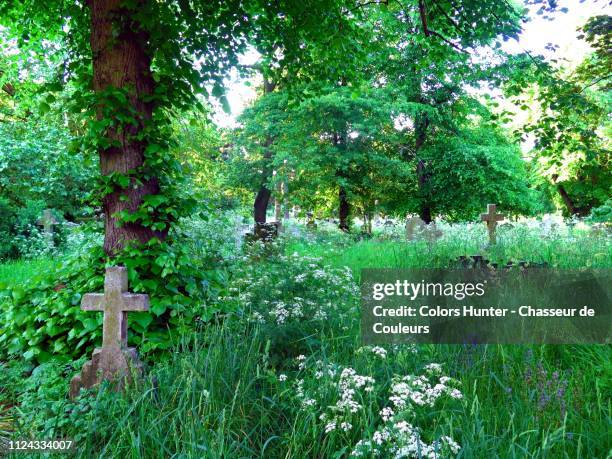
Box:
37 209 57 244
480 204 504 245
70 266 149 398
405 216 426 241
82 266 149 348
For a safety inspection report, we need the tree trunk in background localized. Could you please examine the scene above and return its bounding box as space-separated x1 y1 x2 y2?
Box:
274 180 282 222
254 178 272 224
282 180 290 219
557 183 577 216
339 186 350 232
552 174 589 217
253 77 276 226
90 0 165 255
415 115 432 223
557 184 590 217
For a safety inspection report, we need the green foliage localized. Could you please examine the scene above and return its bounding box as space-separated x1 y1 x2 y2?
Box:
5 225 609 457
0 120 96 259
0 214 238 364
0 121 95 217
504 20 611 217
421 120 542 220
587 198 612 223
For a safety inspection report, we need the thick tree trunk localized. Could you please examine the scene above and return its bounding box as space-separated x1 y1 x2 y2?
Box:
90 0 164 255
339 186 350 232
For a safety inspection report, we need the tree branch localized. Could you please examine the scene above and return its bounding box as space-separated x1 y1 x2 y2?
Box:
579 74 611 93
418 0 468 53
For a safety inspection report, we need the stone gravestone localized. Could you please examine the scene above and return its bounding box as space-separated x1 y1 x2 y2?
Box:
37 209 57 245
254 222 280 240
405 216 426 241
480 204 504 245
70 266 149 398
306 212 317 229
423 222 443 243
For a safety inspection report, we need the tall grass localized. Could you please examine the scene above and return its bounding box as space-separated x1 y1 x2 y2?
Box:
2 221 610 458
287 221 611 278
64 323 611 458
0 258 59 290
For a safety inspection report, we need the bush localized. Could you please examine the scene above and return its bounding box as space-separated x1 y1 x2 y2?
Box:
0 213 240 365
587 198 612 223
223 239 359 361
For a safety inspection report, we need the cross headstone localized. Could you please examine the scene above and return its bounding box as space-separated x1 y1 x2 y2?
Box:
37 209 58 245
70 266 149 398
480 204 504 245
405 216 426 241
306 212 317 229
423 222 443 243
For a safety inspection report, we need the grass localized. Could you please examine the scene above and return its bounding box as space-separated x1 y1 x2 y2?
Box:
287 222 611 277
0 221 610 458
0 258 60 290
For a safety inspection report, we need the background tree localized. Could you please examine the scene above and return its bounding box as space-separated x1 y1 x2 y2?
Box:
0 0 366 253
505 14 611 217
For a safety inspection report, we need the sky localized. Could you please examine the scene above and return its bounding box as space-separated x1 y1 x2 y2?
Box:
213 0 610 128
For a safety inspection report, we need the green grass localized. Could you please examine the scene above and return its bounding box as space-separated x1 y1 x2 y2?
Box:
287 225 611 276
1 224 610 458
0 258 60 290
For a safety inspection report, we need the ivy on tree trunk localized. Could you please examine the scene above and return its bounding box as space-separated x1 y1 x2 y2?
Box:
90 0 166 255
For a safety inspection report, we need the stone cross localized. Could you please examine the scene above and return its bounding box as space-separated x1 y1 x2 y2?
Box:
37 209 57 244
38 209 57 232
480 204 504 245
70 266 149 398
405 216 426 241
82 266 149 348
423 222 443 243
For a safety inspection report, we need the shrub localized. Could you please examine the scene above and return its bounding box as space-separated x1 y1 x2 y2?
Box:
223 240 359 361
0 213 239 364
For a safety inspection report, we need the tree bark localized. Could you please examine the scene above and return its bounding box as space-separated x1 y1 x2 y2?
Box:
415 115 432 223
254 184 272 224
252 76 276 226
90 0 164 255
552 174 589 217
282 179 290 219
339 186 350 232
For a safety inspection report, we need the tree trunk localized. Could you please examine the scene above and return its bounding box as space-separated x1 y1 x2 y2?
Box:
254 185 272 224
252 76 276 227
339 186 350 232
415 115 432 223
551 174 589 217
282 180 290 219
90 0 164 255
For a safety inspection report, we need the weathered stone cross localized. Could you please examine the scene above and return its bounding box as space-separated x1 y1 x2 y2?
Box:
37 209 57 244
82 266 149 348
38 209 57 232
70 266 149 398
480 204 504 245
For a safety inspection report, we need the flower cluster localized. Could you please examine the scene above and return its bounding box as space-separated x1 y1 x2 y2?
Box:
278 354 462 458
349 364 462 458
227 251 358 329
352 425 460 458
